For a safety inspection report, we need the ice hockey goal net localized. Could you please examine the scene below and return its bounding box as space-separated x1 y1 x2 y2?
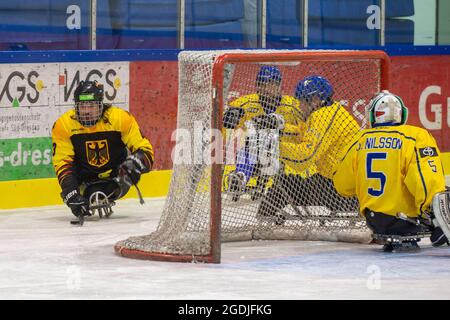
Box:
115 50 390 263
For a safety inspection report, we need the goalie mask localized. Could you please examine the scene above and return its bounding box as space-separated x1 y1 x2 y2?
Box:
74 80 105 127
366 90 408 128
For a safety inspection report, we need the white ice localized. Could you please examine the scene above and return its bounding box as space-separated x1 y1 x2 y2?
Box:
1 197 450 300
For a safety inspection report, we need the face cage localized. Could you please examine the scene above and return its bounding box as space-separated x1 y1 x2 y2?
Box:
257 81 282 111
75 101 103 127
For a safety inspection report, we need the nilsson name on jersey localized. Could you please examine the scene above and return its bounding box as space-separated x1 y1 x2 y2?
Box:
360 136 403 150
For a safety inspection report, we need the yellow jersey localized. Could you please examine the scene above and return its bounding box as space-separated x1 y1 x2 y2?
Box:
333 125 446 218
52 106 154 189
281 101 360 179
225 93 312 176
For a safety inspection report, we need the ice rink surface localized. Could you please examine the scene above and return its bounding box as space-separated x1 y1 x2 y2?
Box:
1 197 450 300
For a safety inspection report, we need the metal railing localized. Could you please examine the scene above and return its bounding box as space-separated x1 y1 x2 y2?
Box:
80 0 384 50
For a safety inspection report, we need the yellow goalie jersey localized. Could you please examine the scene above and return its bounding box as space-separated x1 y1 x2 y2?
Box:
333 125 446 218
52 106 154 188
226 93 313 177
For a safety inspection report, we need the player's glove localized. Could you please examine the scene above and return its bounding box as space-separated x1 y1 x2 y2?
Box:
119 154 147 186
61 188 89 217
223 108 245 129
253 113 285 130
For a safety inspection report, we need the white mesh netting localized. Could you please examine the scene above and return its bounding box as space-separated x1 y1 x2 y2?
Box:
115 50 388 262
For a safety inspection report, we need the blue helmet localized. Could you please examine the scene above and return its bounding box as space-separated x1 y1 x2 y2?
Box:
294 75 334 106
256 66 282 85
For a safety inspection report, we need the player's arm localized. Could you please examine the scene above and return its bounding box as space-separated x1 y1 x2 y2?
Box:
279 109 329 171
223 96 257 129
223 107 246 129
404 130 446 214
223 98 247 130
302 106 359 165
120 110 154 184
52 120 77 191
283 122 303 135
282 112 305 137
51 120 88 214
332 138 358 197
280 98 306 137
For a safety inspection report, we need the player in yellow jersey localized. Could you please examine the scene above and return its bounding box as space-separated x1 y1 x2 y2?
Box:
52 80 154 223
223 66 313 223
333 91 448 251
256 75 360 224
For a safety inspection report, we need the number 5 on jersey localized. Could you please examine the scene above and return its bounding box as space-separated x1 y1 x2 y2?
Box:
366 152 387 197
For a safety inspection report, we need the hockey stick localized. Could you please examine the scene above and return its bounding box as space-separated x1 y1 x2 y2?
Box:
123 171 145 205
70 206 89 226
134 183 145 205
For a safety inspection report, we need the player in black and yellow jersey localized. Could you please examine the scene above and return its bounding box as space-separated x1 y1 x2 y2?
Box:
52 80 153 220
333 91 448 251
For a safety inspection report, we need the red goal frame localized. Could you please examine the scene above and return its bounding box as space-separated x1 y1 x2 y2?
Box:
115 50 390 263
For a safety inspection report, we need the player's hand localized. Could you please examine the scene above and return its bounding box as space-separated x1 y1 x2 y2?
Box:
223 108 245 129
119 154 146 186
253 113 285 130
61 189 89 217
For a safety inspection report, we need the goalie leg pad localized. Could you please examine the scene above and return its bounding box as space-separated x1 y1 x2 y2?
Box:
432 191 450 245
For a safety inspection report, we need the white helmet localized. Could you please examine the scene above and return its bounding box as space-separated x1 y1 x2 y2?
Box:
366 90 408 128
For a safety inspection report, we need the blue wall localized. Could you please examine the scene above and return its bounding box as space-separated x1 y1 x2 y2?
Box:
0 0 417 50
